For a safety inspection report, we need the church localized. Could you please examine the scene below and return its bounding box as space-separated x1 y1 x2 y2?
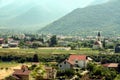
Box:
93 32 103 49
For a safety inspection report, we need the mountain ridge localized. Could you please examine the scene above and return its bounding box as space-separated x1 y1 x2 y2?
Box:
39 0 120 36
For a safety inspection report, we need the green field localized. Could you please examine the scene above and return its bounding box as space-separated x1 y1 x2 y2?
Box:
0 62 19 68
0 48 99 56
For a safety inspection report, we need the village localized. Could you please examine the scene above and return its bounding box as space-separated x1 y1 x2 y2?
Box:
0 32 120 80
1 0 120 80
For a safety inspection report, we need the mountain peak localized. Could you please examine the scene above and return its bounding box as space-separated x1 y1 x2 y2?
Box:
39 0 120 36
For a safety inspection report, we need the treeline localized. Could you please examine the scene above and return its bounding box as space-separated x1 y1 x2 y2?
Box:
89 54 120 64
1 53 120 64
0 54 68 63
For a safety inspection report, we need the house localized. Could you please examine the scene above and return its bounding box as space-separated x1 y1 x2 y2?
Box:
9 41 19 47
0 38 4 44
8 38 14 43
115 44 120 53
102 63 118 69
11 65 31 80
44 67 57 79
2 44 9 48
58 54 89 70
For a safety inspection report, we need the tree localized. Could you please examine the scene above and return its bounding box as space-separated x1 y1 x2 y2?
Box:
87 62 95 71
114 75 120 80
18 58 26 63
31 64 46 80
103 39 106 48
87 62 117 80
18 40 25 48
32 43 39 49
118 62 120 72
33 54 39 62
57 69 75 77
49 35 57 47
70 43 76 50
4 38 8 44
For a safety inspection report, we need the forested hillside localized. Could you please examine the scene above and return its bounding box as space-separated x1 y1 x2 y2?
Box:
40 0 120 36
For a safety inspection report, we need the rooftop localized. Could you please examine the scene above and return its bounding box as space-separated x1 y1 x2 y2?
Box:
66 54 87 65
102 63 118 68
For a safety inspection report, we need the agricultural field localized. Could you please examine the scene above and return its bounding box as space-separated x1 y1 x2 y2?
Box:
0 47 99 63
0 62 20 80
0 62 19 68
0 47 99 56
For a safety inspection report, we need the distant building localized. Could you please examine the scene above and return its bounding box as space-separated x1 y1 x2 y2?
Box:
115 44 120 53
58 40 69 47
0 38 4 44
12 65 31 80
2 44 9 48
44 67 57 79
8 38 14 44
58 54 90 70
9 41 19 47
93 32 102 49
102 63 118 69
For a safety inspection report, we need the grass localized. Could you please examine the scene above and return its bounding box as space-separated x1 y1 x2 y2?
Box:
0 62 19 68
0 48 99 56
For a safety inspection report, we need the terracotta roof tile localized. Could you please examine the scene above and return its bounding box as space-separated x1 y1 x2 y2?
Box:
12 75 20 79
68 54 87 61
102 63 118 68
66 55 87 65
13 69 31 76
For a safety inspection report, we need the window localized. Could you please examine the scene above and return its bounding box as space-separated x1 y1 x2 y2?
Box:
60 65 62 67
64 61 66 64
76 69 79 72
75 64 79 67
76 61 78 63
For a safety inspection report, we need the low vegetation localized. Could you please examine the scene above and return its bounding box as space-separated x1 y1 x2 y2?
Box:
87 62 118 80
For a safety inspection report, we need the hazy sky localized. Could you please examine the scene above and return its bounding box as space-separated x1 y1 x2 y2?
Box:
0 0 110 28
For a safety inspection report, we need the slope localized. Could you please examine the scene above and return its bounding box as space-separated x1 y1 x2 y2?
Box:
40 0 120 36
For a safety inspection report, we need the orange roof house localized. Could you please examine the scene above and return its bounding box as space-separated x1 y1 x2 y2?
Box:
102 63 118 68
58 54 89 70
12 65 31 80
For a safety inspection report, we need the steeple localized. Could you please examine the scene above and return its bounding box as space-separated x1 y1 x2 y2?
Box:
98 32 101 37
97 32 101 41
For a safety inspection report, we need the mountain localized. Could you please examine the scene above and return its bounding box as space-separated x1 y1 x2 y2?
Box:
0 0 109 32
40 0 120 36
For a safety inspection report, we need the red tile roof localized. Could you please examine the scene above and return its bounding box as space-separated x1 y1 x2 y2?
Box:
13 69 31 76
13 65 30 76
94 41 102 45
102 63 118 68
66 55 87 65
12 75 20 79
0 38 4 41
66 60 74 65
68 54 87 61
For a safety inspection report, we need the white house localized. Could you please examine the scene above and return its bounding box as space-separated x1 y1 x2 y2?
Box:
2 44 9 48
58 55 89 70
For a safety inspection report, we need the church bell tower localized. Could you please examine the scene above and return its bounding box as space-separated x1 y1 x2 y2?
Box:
97 32 101 41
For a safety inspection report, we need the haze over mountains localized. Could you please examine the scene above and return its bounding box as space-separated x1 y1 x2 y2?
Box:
40 0 120 36
0 0 109 32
